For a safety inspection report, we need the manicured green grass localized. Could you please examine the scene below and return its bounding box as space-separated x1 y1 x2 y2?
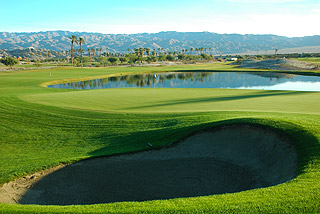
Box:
21 88 320 114
293 57 320 63
0 63 57 69
0 63 320 213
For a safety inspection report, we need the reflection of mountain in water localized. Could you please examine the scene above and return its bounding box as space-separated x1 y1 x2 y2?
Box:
249 72 296 80
48 72 320 91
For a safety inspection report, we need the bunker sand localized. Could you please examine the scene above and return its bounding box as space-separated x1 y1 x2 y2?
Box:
0 125 297 205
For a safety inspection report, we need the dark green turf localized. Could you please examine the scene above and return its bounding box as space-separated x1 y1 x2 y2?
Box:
0 64 320 213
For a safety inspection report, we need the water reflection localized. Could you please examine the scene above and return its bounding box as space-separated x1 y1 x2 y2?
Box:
48 72 320 91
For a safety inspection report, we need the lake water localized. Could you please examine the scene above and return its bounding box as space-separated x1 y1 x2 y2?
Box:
48 72 320 91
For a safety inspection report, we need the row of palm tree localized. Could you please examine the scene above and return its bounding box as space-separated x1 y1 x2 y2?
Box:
69 35 86 66
68 35 217 63
22 46 216 63
127 47 217 57
20 35 218 65
88 48 103 57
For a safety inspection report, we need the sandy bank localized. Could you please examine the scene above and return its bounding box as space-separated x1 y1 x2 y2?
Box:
239 59 318 71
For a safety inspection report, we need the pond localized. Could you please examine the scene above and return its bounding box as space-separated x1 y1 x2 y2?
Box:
48 72 320 91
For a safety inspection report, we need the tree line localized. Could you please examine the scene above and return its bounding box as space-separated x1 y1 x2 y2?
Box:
1 34 320 68
32 35 221 66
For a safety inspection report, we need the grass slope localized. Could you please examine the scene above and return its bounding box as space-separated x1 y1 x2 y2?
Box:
293 57 320 64
0 63 320 213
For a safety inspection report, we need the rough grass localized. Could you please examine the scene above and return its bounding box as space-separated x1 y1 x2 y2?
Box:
0 63 320 213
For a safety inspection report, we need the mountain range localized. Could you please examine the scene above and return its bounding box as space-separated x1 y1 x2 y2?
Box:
1 31 320 55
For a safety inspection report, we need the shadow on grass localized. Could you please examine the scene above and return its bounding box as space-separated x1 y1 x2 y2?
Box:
122 90 311 110
88 116 320 174
79 89 318 176
87 126 190 157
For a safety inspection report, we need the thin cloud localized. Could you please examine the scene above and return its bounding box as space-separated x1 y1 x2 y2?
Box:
313 9 320 13
227 0 305 3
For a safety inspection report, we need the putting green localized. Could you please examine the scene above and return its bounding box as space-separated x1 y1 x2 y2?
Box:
21 88 320 114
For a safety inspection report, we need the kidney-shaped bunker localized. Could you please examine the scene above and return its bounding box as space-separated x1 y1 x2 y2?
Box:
16 125 297 205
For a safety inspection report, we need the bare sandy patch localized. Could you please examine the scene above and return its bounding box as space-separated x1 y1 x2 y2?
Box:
239 59 319 71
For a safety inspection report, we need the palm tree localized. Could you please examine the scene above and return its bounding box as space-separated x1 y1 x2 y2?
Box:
146 48 151 56
79 37 86 66
69 35 78 66
134 48 139 56
139 48 144 57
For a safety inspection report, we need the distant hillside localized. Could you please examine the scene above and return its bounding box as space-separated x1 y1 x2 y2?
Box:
0 31 320 54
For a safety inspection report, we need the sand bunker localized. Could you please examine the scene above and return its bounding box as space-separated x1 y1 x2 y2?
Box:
0 125 297 205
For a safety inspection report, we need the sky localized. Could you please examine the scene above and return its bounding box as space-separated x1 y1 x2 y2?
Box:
0 0 319 37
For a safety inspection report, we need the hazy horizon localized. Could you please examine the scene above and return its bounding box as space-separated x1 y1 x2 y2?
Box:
1 30 319 38
1 0 319 37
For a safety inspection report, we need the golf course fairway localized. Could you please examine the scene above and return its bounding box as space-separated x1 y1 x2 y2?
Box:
0 63 320 213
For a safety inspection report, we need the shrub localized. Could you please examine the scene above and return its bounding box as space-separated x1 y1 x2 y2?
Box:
236 58 244 64
34 61 42 67
158 55 167 61
119 57 129 64
1 57 19 68
166 55 175 61
146 56 157 63
108 57 119 65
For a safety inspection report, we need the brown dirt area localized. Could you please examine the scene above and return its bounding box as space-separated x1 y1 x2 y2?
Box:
0 125 297 205
238 59 319 71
